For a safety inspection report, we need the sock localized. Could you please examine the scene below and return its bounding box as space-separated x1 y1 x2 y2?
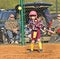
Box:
30 43 34 51
38 41 42 50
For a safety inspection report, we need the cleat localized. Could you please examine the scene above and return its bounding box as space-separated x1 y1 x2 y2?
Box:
39 49 43 53
29 50 33 52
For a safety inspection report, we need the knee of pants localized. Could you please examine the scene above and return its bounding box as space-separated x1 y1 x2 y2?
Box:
7 30 13 39
15 35 20 40
15 32 20 40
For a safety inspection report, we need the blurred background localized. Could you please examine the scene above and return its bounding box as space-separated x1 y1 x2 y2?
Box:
0 0 60 14
0 0 60 44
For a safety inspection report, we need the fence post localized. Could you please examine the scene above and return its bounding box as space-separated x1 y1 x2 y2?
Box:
19 0 25 45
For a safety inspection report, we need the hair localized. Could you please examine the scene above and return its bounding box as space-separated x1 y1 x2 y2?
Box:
9 13 15 17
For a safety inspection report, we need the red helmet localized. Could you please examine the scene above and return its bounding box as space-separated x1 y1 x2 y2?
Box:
57 28 60 34
29 11 37 18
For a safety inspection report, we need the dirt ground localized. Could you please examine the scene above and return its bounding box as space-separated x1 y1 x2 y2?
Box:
0 43 60 59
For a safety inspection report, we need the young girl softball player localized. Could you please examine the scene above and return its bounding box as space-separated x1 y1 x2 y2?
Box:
28 10 44 52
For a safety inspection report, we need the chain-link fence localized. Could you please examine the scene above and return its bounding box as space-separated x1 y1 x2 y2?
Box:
18 0 53 45
0 0 60 45
16 0 60 44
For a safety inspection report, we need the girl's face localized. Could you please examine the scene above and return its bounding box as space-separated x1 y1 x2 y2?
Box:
29 15 36 20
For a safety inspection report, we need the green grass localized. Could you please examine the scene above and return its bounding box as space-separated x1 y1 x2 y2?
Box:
0 0 19 9
0 0 60 13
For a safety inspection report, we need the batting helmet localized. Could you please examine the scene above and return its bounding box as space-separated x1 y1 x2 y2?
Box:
29 11 37 18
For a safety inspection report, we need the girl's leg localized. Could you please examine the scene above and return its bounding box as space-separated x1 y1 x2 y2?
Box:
38 39 42 50
37 29 43 52
30 40 35 51
30 30 37 52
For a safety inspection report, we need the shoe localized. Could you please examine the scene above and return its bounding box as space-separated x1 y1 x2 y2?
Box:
15 41 19 44
39 49 43 53
11 41 14 44
29 50 33 53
